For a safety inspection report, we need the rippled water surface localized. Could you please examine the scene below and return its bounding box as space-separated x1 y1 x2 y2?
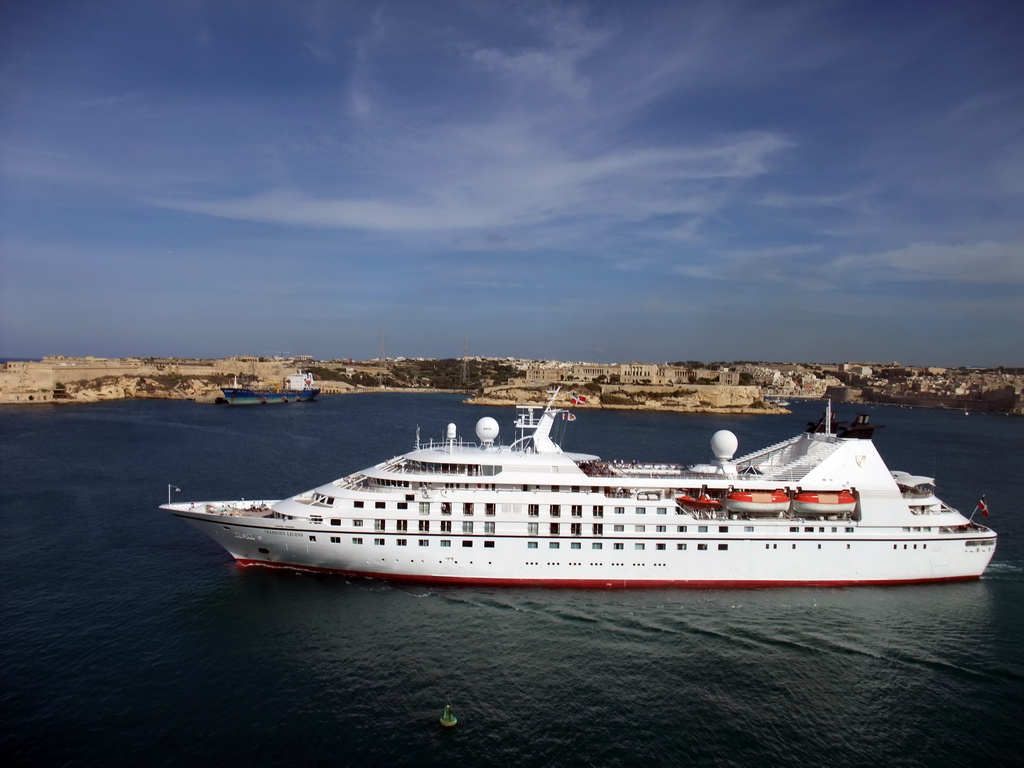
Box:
2 395 1022 767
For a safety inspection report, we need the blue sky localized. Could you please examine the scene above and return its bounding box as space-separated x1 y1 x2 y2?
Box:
2 1 1022 366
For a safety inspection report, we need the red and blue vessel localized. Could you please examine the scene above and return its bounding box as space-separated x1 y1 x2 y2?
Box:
219 371 320 405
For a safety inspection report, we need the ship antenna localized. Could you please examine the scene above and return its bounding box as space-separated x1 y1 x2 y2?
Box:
544 386 561 411
415 425 420 450
825 399 832 436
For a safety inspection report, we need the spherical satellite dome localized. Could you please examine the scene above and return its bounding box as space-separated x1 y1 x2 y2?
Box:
710 430 739 461
476 416 499 443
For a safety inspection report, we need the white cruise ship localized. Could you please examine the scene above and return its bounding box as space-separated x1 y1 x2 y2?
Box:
163 392 996 587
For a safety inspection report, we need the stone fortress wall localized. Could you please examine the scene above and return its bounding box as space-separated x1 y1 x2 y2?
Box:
0 356 296 403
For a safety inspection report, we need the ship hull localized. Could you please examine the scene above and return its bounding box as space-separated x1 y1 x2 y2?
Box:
170 506 996 588
220 387 320 405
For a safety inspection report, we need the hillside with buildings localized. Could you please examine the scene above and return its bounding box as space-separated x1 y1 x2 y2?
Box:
1 355 1021 414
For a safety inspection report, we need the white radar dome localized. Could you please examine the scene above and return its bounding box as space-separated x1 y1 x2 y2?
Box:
476 417 499 444
446 423 457 440
710 430 738 462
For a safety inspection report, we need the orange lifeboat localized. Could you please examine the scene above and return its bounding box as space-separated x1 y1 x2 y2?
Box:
677 493 722 511
792 490 857 516
724 489 791 516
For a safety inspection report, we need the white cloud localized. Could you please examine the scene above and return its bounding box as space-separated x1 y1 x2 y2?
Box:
662 239 1024 289
153 130 789 236
831 240 1024 285
469 46 590 99
465 5 612 100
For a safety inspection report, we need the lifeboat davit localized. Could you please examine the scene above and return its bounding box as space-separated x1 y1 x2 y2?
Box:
792 490 857 516
677 493 722 511
724 489 791 516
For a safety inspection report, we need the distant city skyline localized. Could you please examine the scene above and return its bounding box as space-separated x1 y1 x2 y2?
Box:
2 1 1023 367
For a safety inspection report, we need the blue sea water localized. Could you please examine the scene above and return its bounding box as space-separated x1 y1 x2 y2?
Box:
1 394 1022 767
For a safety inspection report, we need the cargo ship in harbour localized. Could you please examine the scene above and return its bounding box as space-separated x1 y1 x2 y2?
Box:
164 390 996 587
219 371 320 405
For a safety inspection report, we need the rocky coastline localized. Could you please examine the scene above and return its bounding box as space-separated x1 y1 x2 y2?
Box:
1 356 784 414
57 376 228 404
469 384 788 415
2 375 786 415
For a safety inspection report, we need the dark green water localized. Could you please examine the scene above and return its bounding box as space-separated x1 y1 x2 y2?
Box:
2 395 1021 767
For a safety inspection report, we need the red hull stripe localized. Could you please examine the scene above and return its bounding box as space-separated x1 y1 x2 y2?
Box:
232 559 981 588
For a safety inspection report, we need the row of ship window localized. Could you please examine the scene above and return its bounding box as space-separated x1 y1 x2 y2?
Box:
310 517 859 536
313 538 867 552
341 501 687 516
327 537 721 550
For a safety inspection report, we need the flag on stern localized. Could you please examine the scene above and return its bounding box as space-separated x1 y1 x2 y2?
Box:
977 495 990 517
570 394 587 405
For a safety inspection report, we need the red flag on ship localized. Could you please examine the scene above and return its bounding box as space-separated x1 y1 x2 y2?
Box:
977 496 989 517
571 394 587 405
